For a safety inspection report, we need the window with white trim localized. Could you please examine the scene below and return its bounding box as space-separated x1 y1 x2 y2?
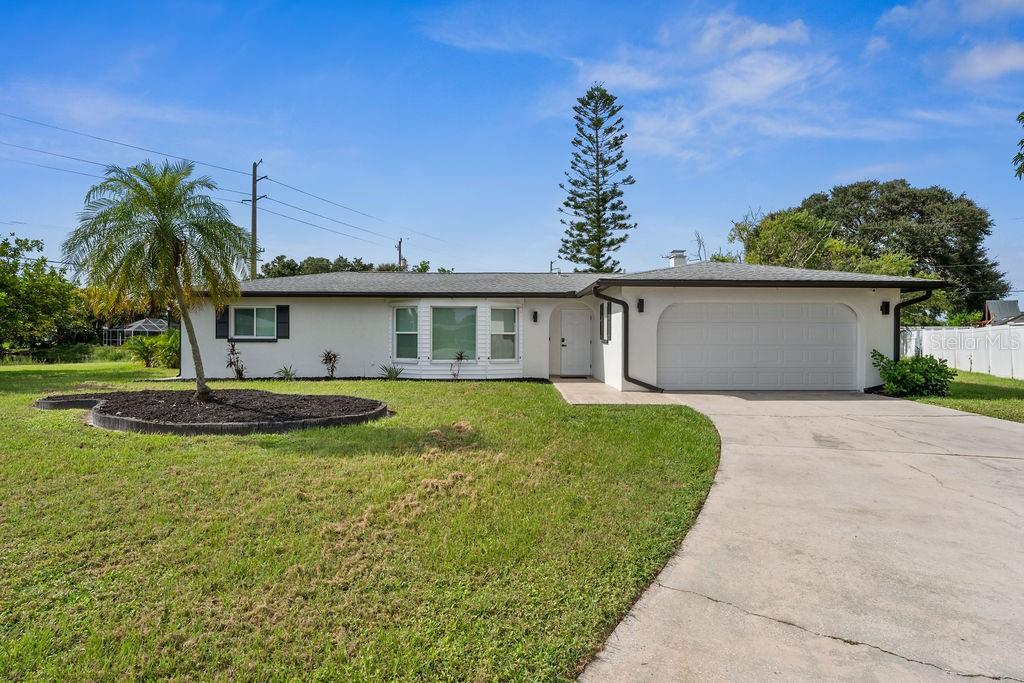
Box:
490 308 517 360
233 306 276 338
394 306 418 360
431 307 476 360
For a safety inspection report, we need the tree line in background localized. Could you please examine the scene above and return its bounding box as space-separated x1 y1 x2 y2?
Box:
258 254 452 278
4 105 1022 364
553 85 1016 328
723 179 1010 325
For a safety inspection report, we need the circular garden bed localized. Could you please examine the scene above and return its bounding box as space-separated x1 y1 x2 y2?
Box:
36 389 388 435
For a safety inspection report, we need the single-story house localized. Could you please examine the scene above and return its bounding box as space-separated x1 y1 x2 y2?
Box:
182 253 944 391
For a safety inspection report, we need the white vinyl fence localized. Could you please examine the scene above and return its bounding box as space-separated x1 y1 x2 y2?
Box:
901 325 1024 379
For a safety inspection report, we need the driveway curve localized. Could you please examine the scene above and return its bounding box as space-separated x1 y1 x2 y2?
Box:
553 381 1024 681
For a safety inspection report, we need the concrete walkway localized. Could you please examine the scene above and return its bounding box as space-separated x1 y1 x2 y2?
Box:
553 379 1024 682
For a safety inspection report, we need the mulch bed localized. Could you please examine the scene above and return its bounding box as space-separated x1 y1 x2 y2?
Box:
36 390 387 433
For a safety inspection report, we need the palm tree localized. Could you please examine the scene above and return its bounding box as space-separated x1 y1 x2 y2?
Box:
64 160 250 402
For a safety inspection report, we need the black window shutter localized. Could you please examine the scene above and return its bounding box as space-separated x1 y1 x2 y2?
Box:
215 307 229 339
276 305 290 339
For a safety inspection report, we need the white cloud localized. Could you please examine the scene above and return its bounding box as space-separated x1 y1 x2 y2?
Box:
864 36 891 58
693 11 809 55
878 0 952 31
705 51 833 106
419 3 558 53
958 0 1024 21
878 0 1024 31
948 42 1024 80
2 81 228 128
573 58 668 92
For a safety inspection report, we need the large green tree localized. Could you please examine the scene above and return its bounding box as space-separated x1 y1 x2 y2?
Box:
65 160 250 401
795 180 1008 311
558 83 636 272
0 235 84 350
730 208 948 323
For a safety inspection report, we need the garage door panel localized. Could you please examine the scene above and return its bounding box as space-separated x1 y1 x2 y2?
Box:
657 302 858 390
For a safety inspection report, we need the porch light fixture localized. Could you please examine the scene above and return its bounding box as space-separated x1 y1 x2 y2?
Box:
532 310 538 323
880 301 890 315
637 298 645 313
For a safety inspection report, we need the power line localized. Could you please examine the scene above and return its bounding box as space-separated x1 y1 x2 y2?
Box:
264 176 446 242
0 110 249 176
217 198 388 246
1 110 450 243
6 253 70 268
0 156 104 179
0 140 108 167
263 195 395 241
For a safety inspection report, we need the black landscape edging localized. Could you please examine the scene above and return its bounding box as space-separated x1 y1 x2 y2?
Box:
138 376 553 384
35 395 388 436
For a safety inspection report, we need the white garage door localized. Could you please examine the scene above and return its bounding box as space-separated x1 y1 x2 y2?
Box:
657 302 858 390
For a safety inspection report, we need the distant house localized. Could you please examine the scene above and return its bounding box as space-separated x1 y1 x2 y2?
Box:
102 318 176 346
982 300 1024 326
182 251 945 392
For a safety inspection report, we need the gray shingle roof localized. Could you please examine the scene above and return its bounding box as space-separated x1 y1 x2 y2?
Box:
238 262 944 297
592 262 942 290
240 271 600 297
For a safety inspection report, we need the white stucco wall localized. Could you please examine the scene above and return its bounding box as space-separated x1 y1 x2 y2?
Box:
180 286 901 390
181 296 592 380
599 285 901 391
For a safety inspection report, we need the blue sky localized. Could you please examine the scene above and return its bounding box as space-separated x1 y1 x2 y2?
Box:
1 0 1022 287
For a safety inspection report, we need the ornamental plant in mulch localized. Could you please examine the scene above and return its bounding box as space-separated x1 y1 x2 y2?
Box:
871 349 957 397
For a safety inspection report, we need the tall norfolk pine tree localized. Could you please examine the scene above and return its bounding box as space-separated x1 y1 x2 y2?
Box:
558 84 636 272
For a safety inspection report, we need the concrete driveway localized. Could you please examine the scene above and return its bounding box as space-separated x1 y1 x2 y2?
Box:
553 380 1024 681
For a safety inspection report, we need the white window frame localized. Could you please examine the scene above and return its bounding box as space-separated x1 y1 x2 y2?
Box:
429 306 478 363
232 306 276 339
393 305 419 362
489 306 519 362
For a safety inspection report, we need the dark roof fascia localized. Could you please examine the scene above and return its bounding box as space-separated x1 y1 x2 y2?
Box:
236 290 583 299
581 278 949 294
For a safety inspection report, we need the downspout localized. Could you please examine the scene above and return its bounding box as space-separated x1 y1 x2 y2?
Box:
592 286 663 392
892 289 934 362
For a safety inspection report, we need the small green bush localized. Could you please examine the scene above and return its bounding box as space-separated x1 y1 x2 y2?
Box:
154 330 181 369
125 335 161 367
871 349 956 397
274 364 297 381
377 363 405 380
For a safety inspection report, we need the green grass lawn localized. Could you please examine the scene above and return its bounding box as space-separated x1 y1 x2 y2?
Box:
914 371 1024 423
0 362 719 681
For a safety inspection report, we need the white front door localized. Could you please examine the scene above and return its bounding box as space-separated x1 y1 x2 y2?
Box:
559 309 592 376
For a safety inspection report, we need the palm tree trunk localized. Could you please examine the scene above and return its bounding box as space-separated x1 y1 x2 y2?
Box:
173 277 214 402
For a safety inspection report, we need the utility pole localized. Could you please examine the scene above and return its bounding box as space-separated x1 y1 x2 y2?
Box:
244 160 268 280
396 237 407 271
